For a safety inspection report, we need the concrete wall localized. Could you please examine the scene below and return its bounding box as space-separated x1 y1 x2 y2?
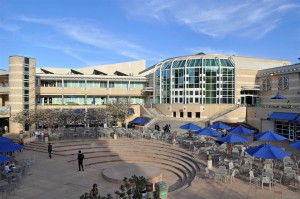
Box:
246 107 300 132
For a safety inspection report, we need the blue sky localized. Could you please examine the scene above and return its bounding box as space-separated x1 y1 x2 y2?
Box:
0 0 299 69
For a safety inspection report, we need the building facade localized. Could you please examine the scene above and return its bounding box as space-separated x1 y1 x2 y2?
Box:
1 54 300 142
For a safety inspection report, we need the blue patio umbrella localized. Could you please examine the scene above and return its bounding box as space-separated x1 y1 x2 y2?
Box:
216 134 249 143
289 141 300 150
0 143 23 153
209 122 231 130
195 127 222 137
271 94 287 99
245 144 290 159
229 125 254 135
130 117 149 125
254 130 287 141
0 154 11 163
179 123 202 131
0 136 12 143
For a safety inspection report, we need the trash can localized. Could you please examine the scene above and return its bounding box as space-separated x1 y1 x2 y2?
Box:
146 182 153 199
207 153 212 170
155 182 168 199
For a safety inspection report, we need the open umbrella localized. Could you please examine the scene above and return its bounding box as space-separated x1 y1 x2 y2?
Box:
0 143 23 153
209 122 231 130
0 154 11 163
130 117 149 125
254 130 286 141
216 134 249 143
195 127 222 137
229 125 254 135
0 136 12 143
245 144 290 159
271 94 287 99
179 123 202 131
289 141 300 150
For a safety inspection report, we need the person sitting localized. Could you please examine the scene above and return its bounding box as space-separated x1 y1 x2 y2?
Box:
9 161 16 169
4 162 12 173
90 183 98 197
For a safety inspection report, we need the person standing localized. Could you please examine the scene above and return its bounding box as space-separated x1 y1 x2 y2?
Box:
77 150 84 171
18 139 24 152
48 143 52 159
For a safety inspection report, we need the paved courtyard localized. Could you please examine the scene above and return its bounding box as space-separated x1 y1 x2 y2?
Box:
3 133 300 199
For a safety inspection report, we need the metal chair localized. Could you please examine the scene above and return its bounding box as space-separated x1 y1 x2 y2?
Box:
261 176 272 190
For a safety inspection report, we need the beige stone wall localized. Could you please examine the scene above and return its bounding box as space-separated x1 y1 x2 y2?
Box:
256 72 300 106
235 68 259 104
210 107 247 124
246 107 300 132
8 56 36 133
38 87 144 97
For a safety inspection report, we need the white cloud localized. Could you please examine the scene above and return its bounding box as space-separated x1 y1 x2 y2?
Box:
17 16 160 63
124 0 299 39
0 20 19 32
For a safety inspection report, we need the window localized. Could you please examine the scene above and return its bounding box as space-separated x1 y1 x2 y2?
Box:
187 112 192 118
278 76 289 90
195 112 201 118
262 78 272 90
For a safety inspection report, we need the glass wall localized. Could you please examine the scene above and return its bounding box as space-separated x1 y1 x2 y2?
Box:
154 58 235 104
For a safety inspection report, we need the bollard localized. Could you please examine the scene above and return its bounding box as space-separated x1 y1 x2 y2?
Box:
207 153 212 170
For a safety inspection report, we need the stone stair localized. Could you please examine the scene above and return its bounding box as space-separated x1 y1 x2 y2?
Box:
23 138 201 192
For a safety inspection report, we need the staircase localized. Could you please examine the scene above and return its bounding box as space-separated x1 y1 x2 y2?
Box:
207 105 240 124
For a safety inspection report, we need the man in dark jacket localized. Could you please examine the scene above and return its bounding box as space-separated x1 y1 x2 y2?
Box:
77 150 84 171
48 143 52 159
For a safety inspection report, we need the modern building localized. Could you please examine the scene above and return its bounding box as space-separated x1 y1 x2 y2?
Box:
1 54 300 141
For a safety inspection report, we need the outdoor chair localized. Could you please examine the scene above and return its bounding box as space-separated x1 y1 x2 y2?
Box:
249 170 260 187
261 176 272 190
228 161 234 172
272 172 283 187
226 169 236 184
204 167 214 179
240 162 252 172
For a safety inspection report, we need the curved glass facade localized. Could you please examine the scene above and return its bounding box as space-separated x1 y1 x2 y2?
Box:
154 57 235 104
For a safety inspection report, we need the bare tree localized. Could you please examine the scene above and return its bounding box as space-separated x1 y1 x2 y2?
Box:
87 107 107 134
105 101 131 134
12 109 37 134
35 108 62 134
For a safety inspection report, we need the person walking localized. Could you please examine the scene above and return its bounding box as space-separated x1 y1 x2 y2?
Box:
77 150 84 171
48 143 52 159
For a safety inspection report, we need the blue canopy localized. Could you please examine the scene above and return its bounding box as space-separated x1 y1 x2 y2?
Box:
271 94 287 99
0 136 12 144
179 123 202 131
229 125 253 135
195 127 222 137
254 130 287 141
209 122 231 130
0 143 23 152
289 141 300 150
216 134 249 143
0 154 11 163
245 144 290 159
267 112 298 122
130 117 149 125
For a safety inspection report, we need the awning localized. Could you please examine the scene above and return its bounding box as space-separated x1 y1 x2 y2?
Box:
296 116 300 123
267 112 298 122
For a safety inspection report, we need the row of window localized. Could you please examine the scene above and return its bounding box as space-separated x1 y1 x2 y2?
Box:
162 59 234 69
262 76 289 91
38 96 146 105
40 80 146 88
